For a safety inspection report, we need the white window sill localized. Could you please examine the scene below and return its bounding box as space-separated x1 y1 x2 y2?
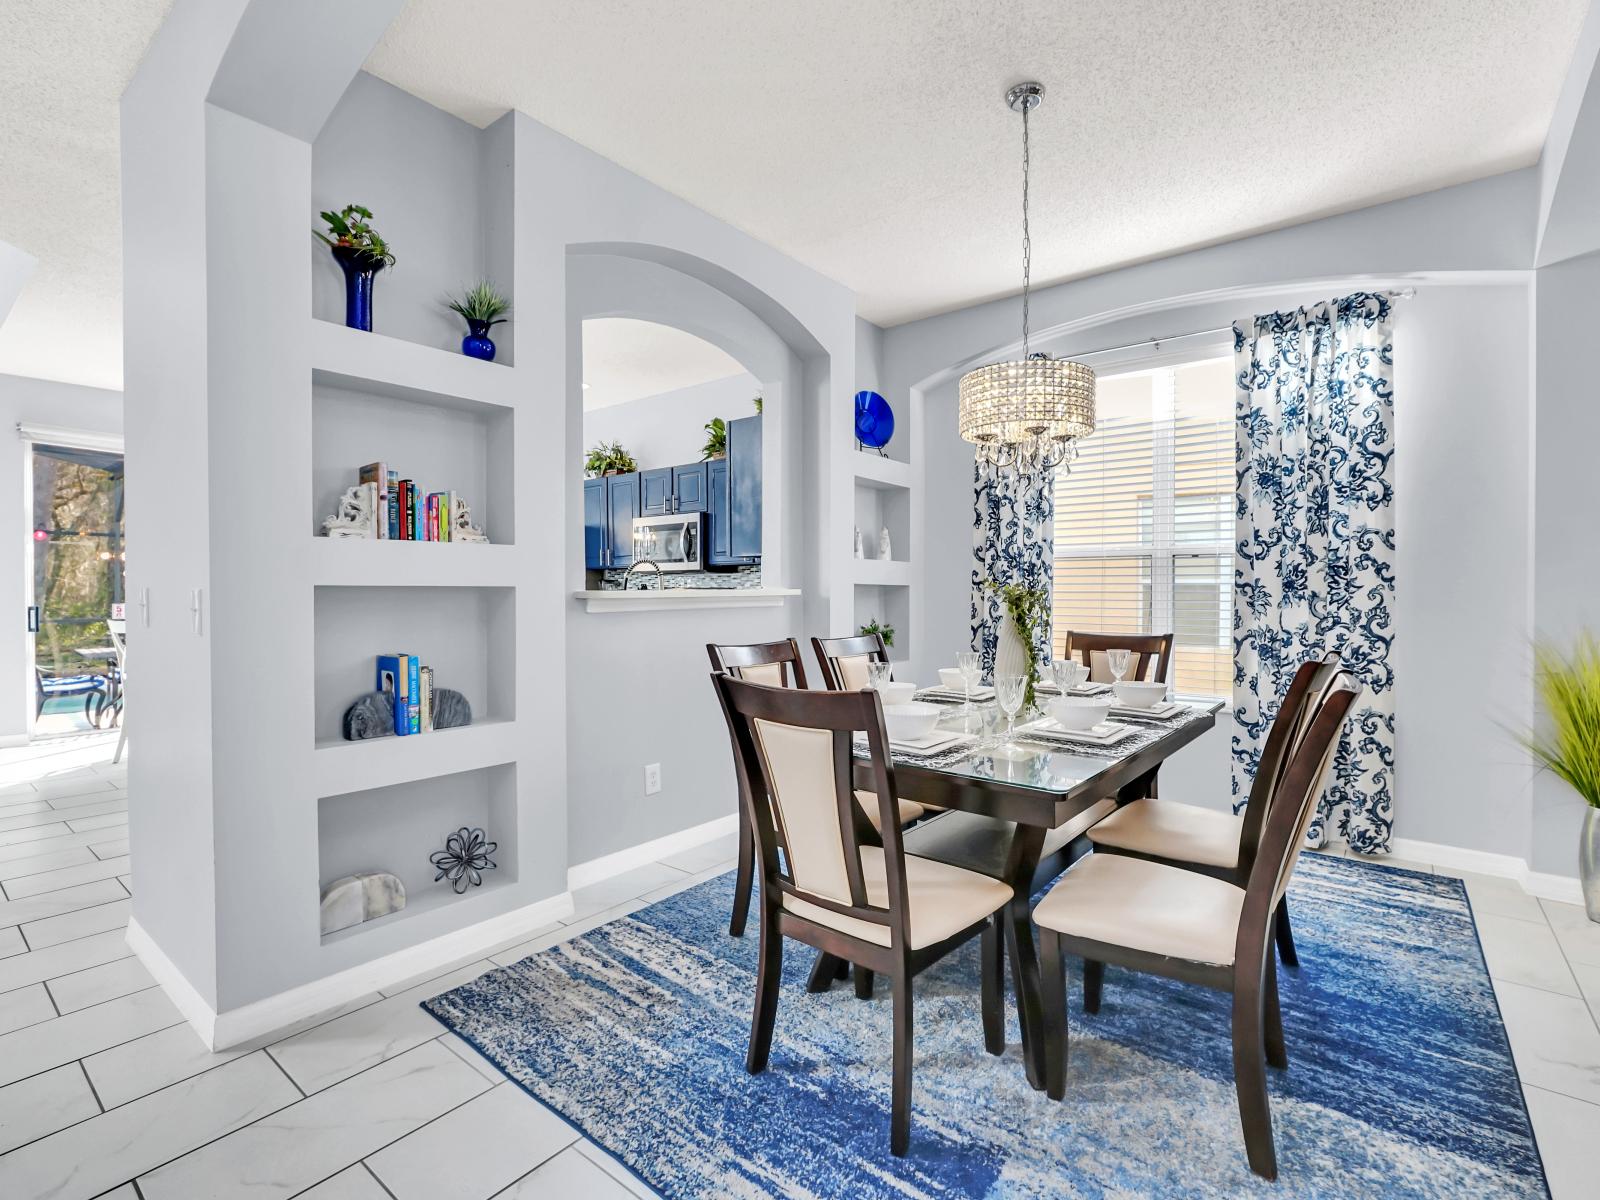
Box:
572 587 801 613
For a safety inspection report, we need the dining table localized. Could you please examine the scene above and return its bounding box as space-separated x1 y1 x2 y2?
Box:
833 685 1225 1091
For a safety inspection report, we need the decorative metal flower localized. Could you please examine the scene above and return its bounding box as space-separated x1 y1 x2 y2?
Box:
430 826 497 894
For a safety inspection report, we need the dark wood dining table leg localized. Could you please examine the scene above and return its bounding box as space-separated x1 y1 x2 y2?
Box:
1000 823 1049 1090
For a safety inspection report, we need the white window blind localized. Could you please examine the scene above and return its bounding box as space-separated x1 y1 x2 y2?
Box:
1053 356 1234 697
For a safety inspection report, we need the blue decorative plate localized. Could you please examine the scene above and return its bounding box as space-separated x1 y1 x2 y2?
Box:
854 390 894 448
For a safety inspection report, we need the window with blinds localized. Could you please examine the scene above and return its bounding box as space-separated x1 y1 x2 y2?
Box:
1052 355 1234 697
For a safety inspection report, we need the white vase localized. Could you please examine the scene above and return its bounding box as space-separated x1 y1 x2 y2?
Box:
994 611 1031 684
1581 806 1600 924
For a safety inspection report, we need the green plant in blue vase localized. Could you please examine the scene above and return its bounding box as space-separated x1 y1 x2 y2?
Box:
315 204 394 331
445 280 511 362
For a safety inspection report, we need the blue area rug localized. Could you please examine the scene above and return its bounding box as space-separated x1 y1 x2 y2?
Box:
422 855 1548 1198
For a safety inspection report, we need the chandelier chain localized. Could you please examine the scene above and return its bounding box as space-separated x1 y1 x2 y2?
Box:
1021 99 1031 358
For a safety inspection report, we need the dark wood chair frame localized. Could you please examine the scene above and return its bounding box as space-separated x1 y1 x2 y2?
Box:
707 639 810 939
1037 671 1360 1180
1059 630 1175 684
810 632 889 691
1089 652 1343 972
711 673 1009 1156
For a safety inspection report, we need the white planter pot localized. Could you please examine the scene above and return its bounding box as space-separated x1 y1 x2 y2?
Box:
994 611 1031 684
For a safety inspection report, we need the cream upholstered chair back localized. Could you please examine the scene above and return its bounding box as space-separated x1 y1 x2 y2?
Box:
1061 631 1174 685
1237 652 1343 869
707 640 809 690
811 633 890 691
712 673 910 940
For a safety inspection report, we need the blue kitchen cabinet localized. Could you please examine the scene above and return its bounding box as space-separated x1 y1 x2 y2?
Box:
605 471 640 567
707 458 733 564
640 467 675 516
728 414 762 560
673 463 708 513
583 477 606 569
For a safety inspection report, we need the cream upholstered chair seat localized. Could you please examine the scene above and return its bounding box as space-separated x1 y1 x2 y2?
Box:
784 845 1013 950
1033 853 1245 966
1086 798 1242 870
857 790 926 831
1041 797 1117 857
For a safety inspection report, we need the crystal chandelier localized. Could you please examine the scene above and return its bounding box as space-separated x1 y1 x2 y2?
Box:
958 82 1095 475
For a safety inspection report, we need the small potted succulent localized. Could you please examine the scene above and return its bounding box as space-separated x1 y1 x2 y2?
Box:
445 280 511 362
701 417 727 461
585 441 639 477
314 204 395 332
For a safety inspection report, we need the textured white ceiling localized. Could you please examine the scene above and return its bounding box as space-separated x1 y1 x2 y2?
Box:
582 318 746 410
367 0 1588 326
0 0 172 390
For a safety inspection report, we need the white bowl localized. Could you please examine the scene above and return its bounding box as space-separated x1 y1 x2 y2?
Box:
873 680 917 707
1112 681 1167 709
937 668 968 691
883 702 941 742
1047 696 1112 731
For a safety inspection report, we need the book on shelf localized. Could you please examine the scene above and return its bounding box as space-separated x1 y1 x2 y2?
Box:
357 464 388 539
336 465 480 542
420 665 434 732
375 653 412 737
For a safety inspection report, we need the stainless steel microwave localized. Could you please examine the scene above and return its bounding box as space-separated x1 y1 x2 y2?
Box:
631 512 705 572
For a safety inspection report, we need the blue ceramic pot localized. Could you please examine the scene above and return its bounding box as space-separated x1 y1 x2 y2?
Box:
331 244 385 332
462 319 496 362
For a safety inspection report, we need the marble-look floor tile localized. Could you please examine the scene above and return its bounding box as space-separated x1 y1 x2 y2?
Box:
139 1040 489 1200
47 958 155 1015
0 827 127 864
1522 1085 1600 1200
0 878 126 929
0 820 71 847
62 811 126 834
3 854 131 900
1542 900 1600 969
1474 913 1581 997
0 985 182 1088
497 1145 649 1199
0 926 21 958
1457 873 1554 923
89 837 128 860
33 778 117 802
0 1062 100 1156
0 928 132 996
0 799 51 820
267 961 491 1093
90 1186 136 1200
20 898 131 950
489 898 652 967
660 832 739 875
297 1164 391 1199
565 862 689 925
1496 980 1600 1105
0 982 54 1035
368 1082 578 1199
376 926 561 999
574 1140 660 1199
0 807 72 834
1570 960 1600 1006
84 1021 252 1110
437 1032 505 1084
0 1051 297 1200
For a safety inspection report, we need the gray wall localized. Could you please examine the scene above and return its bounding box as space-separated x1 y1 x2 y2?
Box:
583 371 760 471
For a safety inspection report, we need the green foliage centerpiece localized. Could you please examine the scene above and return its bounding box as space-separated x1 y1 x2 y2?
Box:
585 440 638 477
985 579 1049 711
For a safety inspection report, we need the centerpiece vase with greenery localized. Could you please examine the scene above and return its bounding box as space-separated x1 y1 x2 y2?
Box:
445 280 511 362
585 441 639 477
985 580 1049 712
315 204 395 332
1520 633 1600 921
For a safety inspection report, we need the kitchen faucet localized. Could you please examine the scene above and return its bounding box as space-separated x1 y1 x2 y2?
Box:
623 559 664 590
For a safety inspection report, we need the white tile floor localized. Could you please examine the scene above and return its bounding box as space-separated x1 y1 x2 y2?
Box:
0 738 1593 1199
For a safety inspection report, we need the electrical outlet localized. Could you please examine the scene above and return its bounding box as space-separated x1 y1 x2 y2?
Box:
644 763 662 795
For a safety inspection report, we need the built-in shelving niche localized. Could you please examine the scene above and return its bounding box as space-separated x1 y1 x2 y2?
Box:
855 583 911 666
317 762 519 945
313 584 515 749
853 479 911 566
310 366 514 547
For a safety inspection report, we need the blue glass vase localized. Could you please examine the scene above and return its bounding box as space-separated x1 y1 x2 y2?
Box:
461 320 496 362
332 245 384 332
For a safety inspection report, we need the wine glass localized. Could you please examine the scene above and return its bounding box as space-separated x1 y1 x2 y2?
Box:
995 673 1026 748
1106 649 1133 685
957 650 981 717
867 660 893 691
1050 658 1087 694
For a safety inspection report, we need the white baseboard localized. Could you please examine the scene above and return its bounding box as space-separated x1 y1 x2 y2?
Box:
1389 837 1584 905
568 812 739 892
129 889 576 1052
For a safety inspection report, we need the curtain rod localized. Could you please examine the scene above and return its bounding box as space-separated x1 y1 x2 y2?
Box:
1077 288 1415 361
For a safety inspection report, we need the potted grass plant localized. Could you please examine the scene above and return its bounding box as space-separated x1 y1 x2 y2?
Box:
1519 633 1600 921
445 280 511 362
314 204 395 331
585 440 638 478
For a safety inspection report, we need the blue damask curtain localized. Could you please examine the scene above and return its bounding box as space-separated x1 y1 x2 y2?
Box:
1232 292 1396 853
971 460 1054 675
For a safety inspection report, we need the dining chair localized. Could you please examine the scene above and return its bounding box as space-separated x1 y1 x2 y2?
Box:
711 672 1013 1156
1032 670 1359 1180
810 632 888 691
1084 652 1343 968
1059 630 1175 684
